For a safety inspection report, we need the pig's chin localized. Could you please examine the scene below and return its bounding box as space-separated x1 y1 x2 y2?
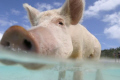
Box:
3 45 29 53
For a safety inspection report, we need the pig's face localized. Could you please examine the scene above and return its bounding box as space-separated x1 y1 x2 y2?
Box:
1 0 84 59
28 10 73 58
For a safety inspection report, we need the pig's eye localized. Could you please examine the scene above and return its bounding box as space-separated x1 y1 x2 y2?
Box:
59 22 64 25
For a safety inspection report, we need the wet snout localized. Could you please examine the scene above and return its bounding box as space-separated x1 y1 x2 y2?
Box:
0 25 39 53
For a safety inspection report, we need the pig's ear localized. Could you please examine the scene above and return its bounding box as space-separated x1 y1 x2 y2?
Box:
60 0 84 25
23 3 40 26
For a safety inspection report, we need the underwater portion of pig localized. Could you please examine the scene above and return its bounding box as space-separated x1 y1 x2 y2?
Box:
0 0 101 60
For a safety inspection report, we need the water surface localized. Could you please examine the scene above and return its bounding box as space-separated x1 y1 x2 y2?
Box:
0 48 120 80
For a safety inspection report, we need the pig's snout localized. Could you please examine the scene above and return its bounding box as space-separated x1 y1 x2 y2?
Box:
0 25 39 53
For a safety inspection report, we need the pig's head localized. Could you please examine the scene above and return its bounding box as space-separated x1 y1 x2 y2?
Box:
0 0 84 58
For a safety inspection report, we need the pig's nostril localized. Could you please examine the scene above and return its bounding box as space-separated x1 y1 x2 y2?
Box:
23 39 32 50
6 42 10 47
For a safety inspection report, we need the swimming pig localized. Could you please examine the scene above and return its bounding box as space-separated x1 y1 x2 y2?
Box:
0 0 101 80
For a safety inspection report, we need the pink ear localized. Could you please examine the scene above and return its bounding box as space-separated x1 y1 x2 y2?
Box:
23 3 40 26
61 0 84 25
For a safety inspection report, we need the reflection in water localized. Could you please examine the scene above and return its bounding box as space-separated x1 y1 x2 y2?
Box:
0 48 120 80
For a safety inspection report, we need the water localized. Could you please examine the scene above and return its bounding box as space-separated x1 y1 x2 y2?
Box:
0 48 120 80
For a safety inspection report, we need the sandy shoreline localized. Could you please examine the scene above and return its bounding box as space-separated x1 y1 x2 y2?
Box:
100 58 120 63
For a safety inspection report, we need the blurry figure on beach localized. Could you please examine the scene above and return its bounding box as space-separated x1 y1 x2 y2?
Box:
113 51 120 62
113 52 117 62
117 51 120 58
117 51 120 62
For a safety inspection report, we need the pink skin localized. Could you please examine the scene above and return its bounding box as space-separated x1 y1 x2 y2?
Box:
29 26 59 56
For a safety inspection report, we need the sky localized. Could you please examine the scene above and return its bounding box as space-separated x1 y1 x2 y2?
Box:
0 0 120 50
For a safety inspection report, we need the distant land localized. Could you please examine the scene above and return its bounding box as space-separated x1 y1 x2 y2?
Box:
101 47 120 58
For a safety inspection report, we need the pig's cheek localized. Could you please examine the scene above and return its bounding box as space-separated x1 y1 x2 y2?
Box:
41 41 59 56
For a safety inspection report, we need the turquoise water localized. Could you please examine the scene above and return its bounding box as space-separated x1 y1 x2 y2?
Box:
0 48 120 80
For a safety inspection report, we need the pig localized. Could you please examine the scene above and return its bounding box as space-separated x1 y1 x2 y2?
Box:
23 0 101 60
1 0 101 60
0 0 101 80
